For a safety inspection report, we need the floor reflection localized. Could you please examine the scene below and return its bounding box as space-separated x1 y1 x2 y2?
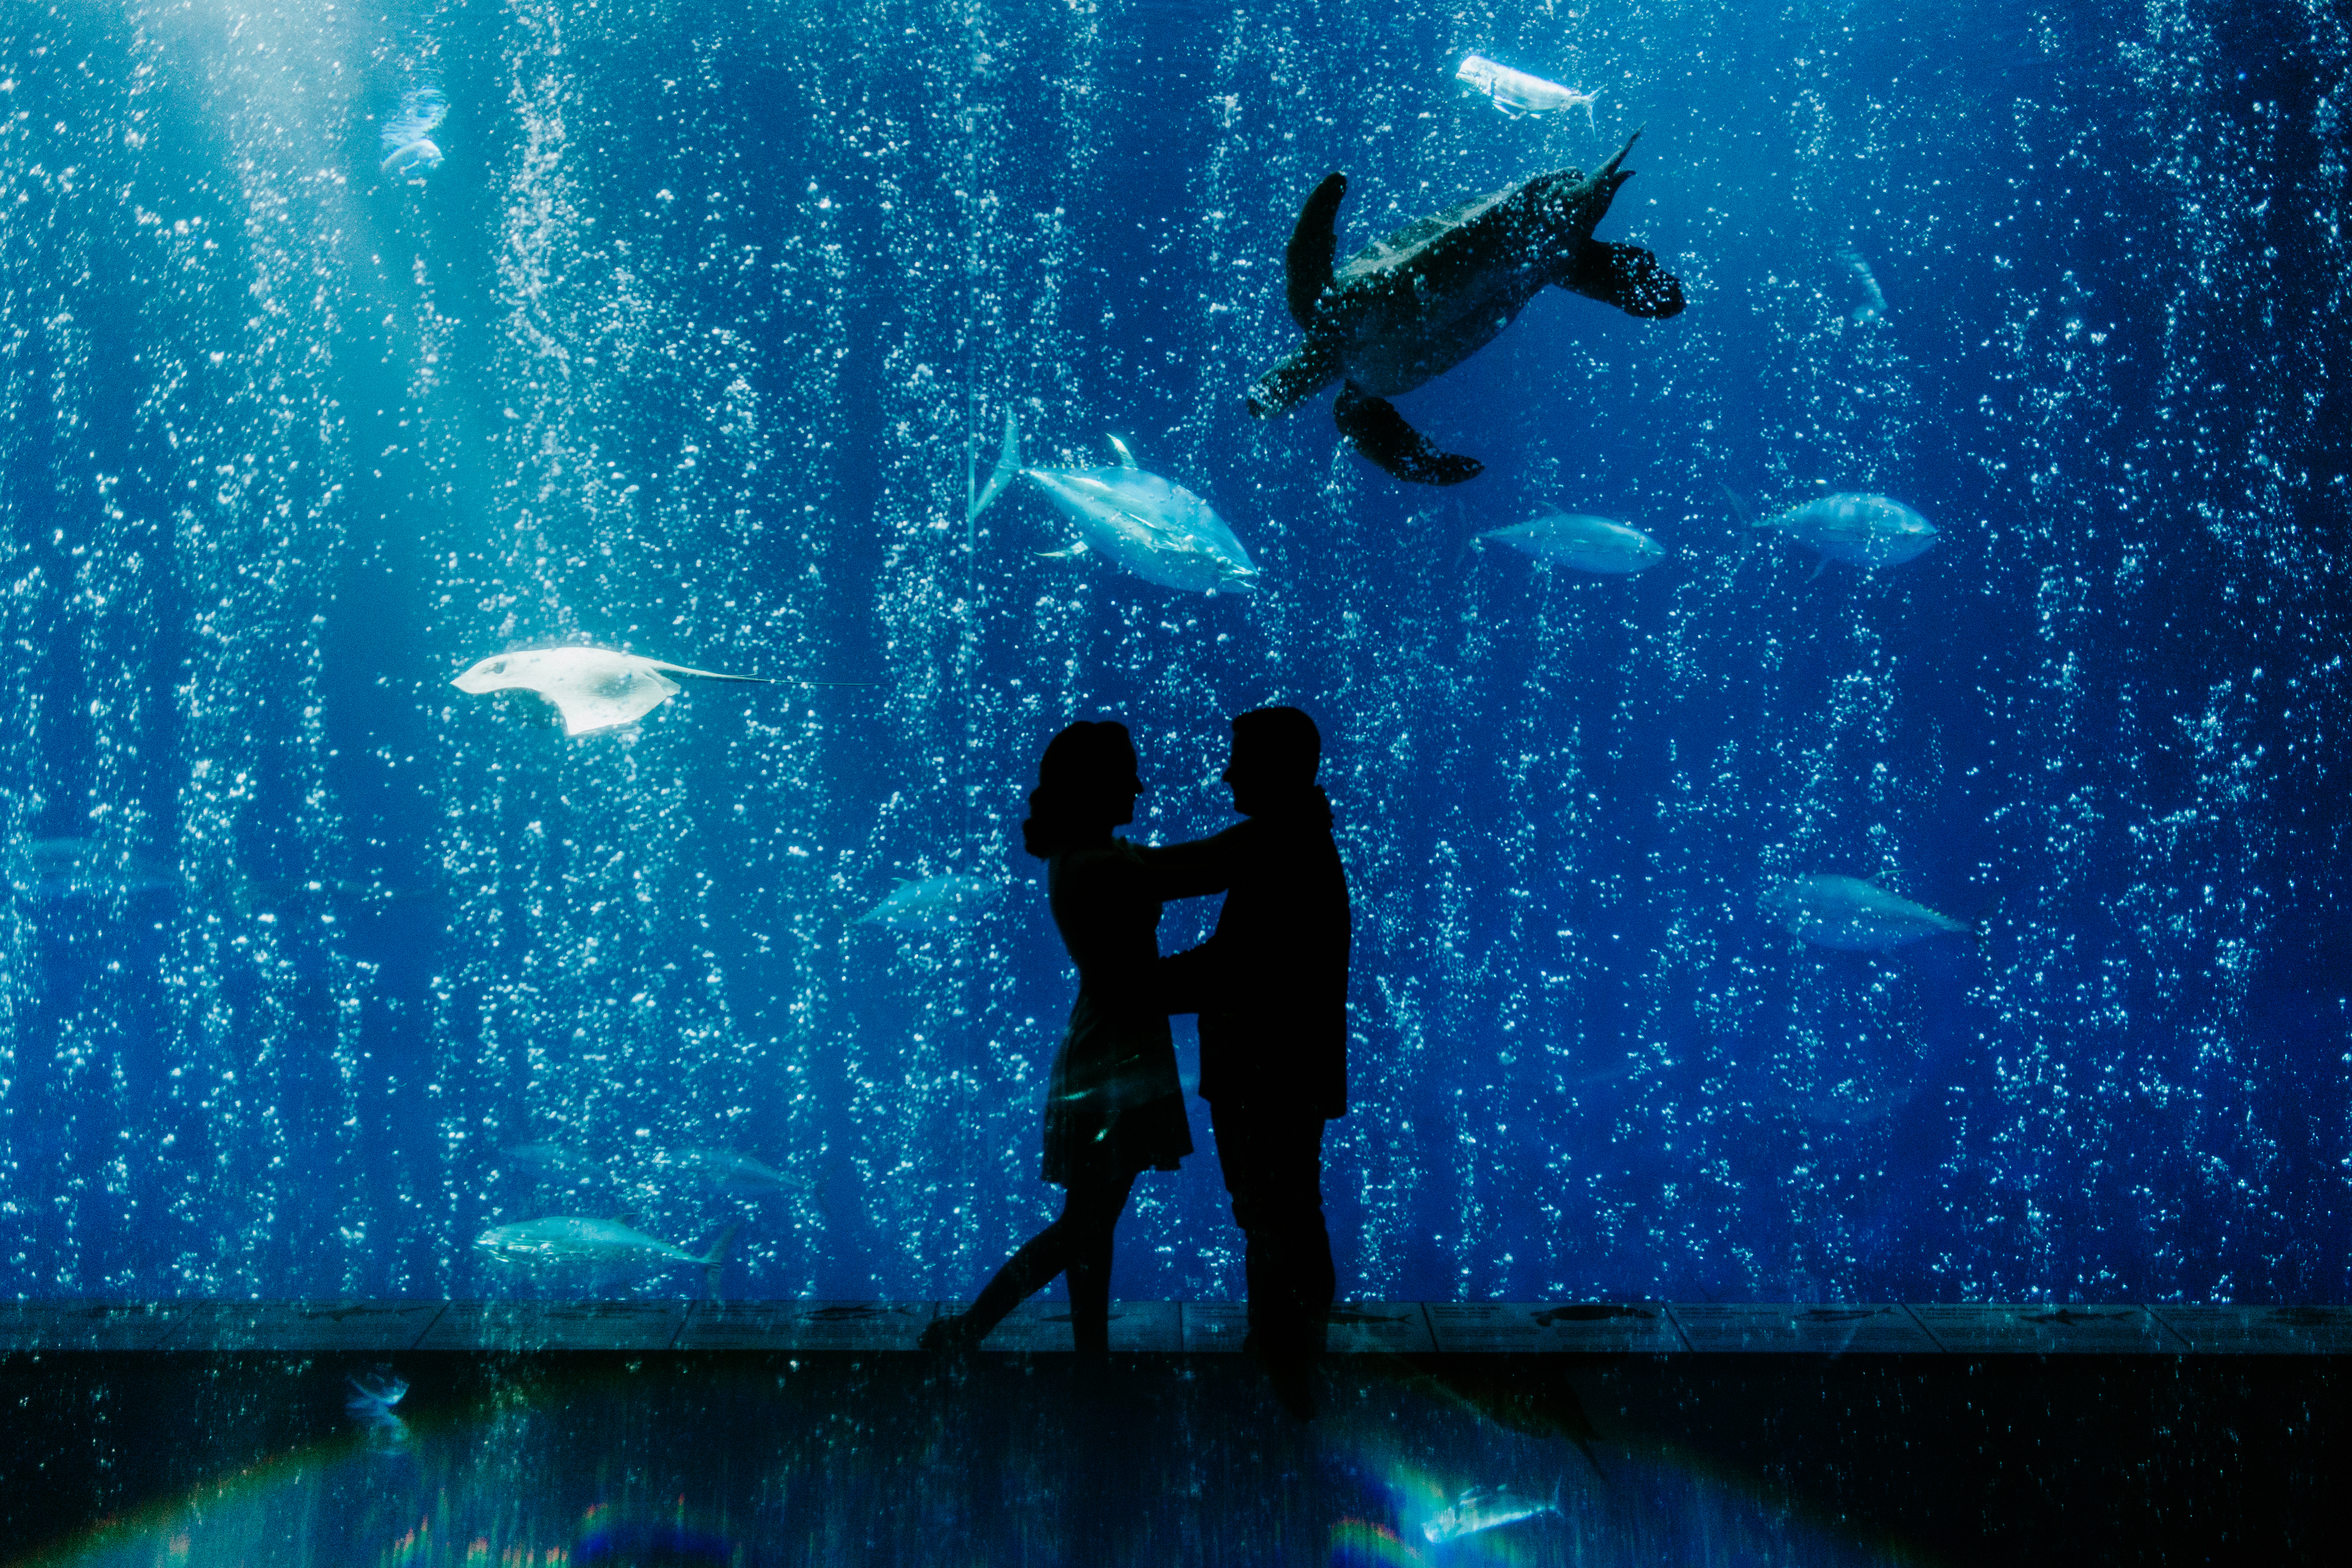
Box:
39 1357 1904 1568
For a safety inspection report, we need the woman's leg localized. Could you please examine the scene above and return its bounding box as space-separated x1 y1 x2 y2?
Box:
922 1171 1137 1351
1059 1173 1136 1355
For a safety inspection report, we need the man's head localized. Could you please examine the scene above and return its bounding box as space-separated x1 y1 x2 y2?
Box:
1224 706 1321 815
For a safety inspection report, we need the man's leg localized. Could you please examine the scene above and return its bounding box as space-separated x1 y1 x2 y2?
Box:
1258 1109 1331 1355
1210 1097 1276 1347
1276 1112 1333 1351
1213 1100 1331 1357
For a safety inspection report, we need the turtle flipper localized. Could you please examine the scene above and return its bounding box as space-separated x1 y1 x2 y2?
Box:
1562 239 1686 319
1246 337 1340 418
1334 385 1484 486
1285 172 1348 329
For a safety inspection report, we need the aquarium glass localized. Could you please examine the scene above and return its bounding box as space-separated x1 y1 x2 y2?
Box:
0 0 2346 1307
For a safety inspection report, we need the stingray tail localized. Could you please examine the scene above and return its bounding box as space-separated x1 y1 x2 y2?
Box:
968 407 1021 525
650 662 771 684
700 1224 739 1301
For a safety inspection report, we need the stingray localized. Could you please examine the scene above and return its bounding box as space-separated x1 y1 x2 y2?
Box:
451 647 768 736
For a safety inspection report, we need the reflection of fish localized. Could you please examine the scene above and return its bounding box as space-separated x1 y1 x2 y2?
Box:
346 1368 407 1416
1533 1304 1653 1325
7 838 180 900
855 873 1006 934
1422 1480 1564 1544
1455 54 1599 124
2021 1307 2129 1326
345 1367 410 1446
380 88 447 176
1476 510 1666 574
665 1147 809 1198
474 1216 736 1296
972 412 1258 594
1764 875 1968 951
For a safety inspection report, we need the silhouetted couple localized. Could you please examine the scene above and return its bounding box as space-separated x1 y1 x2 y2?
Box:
920 707 1350 1419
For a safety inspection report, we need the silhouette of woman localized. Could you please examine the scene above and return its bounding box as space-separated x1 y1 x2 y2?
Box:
921 720 1224 1355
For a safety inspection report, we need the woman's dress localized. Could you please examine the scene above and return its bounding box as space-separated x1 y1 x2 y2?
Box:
1038 839 1225 1187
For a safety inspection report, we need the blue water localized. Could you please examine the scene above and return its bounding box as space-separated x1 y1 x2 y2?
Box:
1 0 2346 1306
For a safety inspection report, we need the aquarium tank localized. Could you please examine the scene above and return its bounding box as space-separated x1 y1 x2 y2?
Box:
0 0 2345 1315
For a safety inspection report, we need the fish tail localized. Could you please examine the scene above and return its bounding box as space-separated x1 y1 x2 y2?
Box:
700 1224 739 1300
1717 483 1760 527
968 406 1021 526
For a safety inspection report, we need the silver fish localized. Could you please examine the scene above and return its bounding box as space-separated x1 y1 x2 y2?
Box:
381 88 447 176
1455 54 1599 123
1478 510 1666 573
971 411 1258 595
474 1216 736 1295
502 1142 589 1178
1422 1480 1564 1544
666 1147 810 1198
1753 492 1938 573
6 838 180 900
1764 875 1968 951
1837 246 1888 324
855 873 1006 934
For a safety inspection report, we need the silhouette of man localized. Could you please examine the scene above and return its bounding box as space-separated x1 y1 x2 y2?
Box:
1161 706 1350 1418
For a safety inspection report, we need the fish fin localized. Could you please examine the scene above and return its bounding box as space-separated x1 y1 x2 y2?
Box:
700 1224 739 1299
1038 542 1088 559
1106 434 1139 469
1334 385 1483 485
1284 172 1347 329
1560 239 1685 319
612 1212 638 1227
1807 557 1830 583
968 407 1021 525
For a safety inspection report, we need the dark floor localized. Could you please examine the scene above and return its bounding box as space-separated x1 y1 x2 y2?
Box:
1 1334 2343 1566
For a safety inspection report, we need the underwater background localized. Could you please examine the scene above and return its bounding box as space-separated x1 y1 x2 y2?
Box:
0 0 2346 1308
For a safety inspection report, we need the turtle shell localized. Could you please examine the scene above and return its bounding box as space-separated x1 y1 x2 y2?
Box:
1334 189 1515 287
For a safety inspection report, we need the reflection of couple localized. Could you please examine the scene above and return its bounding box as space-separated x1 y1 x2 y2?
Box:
920 707 1350 1417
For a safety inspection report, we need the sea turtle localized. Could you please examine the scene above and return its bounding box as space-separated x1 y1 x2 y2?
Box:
1247 130 1685 484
